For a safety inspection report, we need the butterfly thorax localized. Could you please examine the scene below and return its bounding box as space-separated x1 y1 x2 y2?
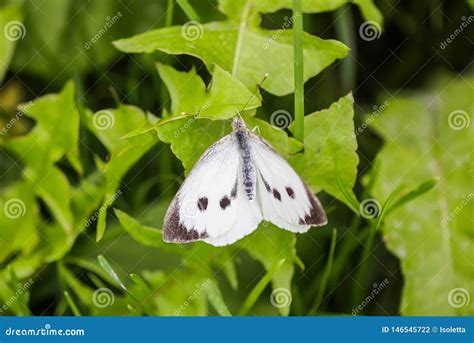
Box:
231 117 247 132
234 128 256 201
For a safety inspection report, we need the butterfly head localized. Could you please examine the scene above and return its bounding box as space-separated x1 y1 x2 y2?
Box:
232 116 247 132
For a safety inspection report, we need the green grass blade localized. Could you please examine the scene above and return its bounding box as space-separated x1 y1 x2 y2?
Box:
64 291 82 316
293 0 304 141
206 281 232 316
177 0 200 21
97 255 127 291
238 259 285 315
308 228 338 315
165 0 174 26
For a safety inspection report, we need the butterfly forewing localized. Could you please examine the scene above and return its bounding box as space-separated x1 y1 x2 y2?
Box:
249 133 327 232
163 135 241 242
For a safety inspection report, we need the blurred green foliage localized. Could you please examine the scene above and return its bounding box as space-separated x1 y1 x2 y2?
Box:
0 0 472 317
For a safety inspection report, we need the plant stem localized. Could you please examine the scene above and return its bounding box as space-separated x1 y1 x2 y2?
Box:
293 0 304 141
334 6 356 92
177 0 200 21
231 0 251 76
308 228 337 315
165 0 174 27
64 291 82 316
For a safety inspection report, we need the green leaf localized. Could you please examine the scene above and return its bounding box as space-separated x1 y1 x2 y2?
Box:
353 0 383 26
205 281 232 316
2 81 79 233
370 74 474 315
385 178 438 215
64 291 82 316
114 208 187 256
238 224 299 315
0 181 38 263
97 255 127 291
289 93 358 207
218 0 383 26
83 105 158 241
238 258 285 315
142 271 210 316
114 22 348 96
10 1 164 79
0 5 22 83
309 228 337 315
157 63 260 119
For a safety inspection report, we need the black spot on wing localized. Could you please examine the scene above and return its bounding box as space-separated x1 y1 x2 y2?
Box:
220 196 231 209
163 202 208 242
197 197 208 211
298 185 327 226
272 188 281 201
285 187 295 199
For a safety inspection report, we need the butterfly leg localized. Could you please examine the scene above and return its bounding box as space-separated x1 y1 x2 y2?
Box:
251 125 262 135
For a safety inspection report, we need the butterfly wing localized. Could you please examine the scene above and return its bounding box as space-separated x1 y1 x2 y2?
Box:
163 134 262 245
249 133 327 232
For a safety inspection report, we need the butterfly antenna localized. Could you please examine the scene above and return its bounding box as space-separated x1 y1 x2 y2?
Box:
238 73 268 113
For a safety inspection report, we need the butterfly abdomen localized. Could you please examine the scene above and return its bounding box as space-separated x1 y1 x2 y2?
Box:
235 130 256 201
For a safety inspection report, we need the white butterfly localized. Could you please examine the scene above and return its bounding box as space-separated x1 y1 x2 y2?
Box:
163 117 327 246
